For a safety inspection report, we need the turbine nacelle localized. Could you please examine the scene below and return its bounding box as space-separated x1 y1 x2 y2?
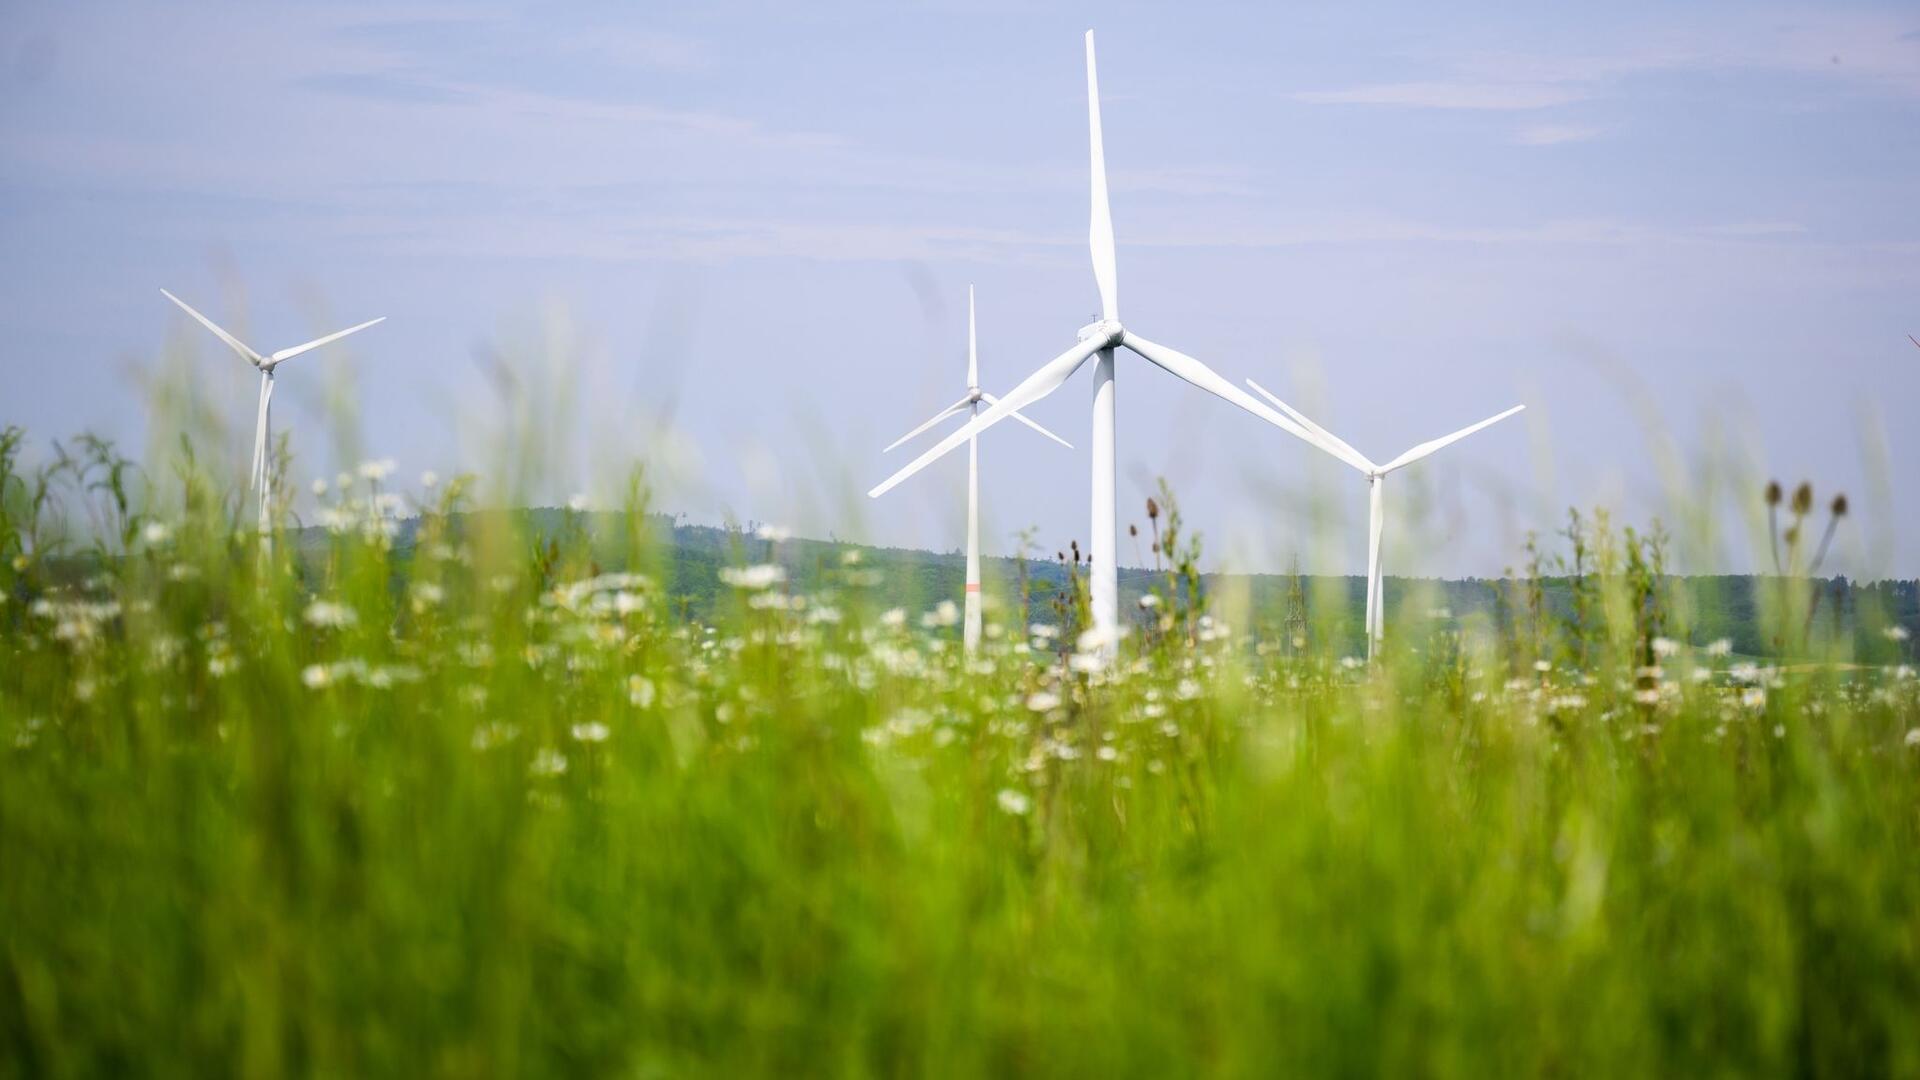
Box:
1076 319 1123 347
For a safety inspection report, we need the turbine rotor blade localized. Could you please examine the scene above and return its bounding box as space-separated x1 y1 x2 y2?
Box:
1379 405 1525 474
1118 331 1331 455
267 316 386 366
1085 30 1119 322
870 336 1103 498
967 285 979 389
980 392 1073 448
1244 378 1375 473
883 396 972 453
161 289 264 366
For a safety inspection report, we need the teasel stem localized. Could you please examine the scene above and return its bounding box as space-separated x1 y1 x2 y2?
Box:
1765 481 1782 575
1809 494 1846 575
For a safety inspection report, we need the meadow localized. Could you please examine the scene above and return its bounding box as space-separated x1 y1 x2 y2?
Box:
3 427 1918 1077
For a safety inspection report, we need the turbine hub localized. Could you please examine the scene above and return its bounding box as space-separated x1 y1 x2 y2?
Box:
1075 319 1123 347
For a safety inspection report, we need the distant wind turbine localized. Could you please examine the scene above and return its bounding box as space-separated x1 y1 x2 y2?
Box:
882 286 1070 651
162 289 384 535
1245 378 1522 658
869 31 1329 654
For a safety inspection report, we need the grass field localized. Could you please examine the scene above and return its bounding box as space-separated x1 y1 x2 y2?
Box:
3 432 1918 1077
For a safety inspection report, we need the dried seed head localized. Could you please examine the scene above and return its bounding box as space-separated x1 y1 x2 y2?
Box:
1129 524 1138 537
1831 493 1848 517
1792 482 1814 515
1765 481 1782 506
1146 497 1160 521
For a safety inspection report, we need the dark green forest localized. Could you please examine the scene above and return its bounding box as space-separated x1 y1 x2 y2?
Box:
311 508 1918 665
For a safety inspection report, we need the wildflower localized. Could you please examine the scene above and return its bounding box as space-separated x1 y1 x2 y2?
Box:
719 564 785 590
529 749 568 777
411 582 445 609
1139 593 1160 609
1096 745 1120 762
1176 678 1202 701
1742 688 1767 709
357 458 397 482
1076 623 1126 655
1885 625 1911 642
839 548 862 565
996 789 1031 816
302 599 358 629
1534 660 1552 673
567 493 590 513
570 722 610 743
755 523 793 542
1905 728 1920 747
1633 688 1661 706
1025 690 1062 712
420 470 439 490
1651 637 1678 659
141 521 172 546
471 722 518 750
301 664 332 690
1706 639 1733 657
628 675 657 707
926 599 960 628
880 607 906 628
311 477 329 496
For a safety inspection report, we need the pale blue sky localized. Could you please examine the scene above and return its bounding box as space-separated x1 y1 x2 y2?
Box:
2 2 1916 577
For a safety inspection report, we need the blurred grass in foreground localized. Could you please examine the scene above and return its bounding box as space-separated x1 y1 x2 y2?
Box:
1 423 1918 1079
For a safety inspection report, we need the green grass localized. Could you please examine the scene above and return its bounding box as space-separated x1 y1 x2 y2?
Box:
2 441 1919 1077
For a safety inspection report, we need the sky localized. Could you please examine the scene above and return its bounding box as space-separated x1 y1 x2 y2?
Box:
2 1 1916 579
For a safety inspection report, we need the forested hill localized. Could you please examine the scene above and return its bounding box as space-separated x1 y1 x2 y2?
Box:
297 508 1920 662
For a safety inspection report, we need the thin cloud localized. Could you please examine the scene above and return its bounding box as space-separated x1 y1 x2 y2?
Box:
1514 123 1604 146
1293 81 1587 110
1296 10 1920 112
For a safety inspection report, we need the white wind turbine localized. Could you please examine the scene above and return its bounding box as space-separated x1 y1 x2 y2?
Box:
161 289 384 534
1244 378 1522 658
869 31 1328 653
882 286 1071 651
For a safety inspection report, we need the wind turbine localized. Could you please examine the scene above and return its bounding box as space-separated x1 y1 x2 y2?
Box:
162 289 384 535
868 31 1328 654
1244 378 1522 658
882 286 1071 651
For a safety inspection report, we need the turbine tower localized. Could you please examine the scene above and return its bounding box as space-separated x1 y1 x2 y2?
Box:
162 289 384 535
869 31 1328 655
1245 378 1523 657
881 286 1070 651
